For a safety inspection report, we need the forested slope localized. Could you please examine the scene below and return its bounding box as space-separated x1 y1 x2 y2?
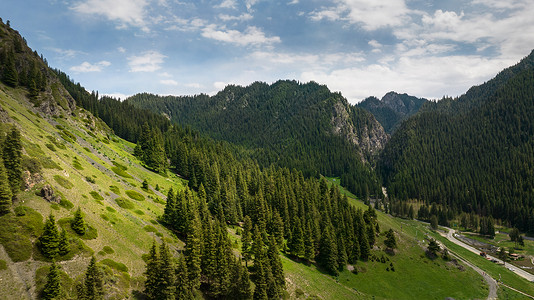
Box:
380 50 534 233
127 81 388 199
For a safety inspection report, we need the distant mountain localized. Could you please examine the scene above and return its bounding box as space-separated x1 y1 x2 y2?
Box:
357 92 428 133
127 81 388 198
379 50 534 232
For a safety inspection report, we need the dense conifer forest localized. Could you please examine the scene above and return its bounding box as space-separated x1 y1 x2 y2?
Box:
380 50 534 233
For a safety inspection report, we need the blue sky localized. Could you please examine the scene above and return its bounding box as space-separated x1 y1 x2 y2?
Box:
3 0 534 103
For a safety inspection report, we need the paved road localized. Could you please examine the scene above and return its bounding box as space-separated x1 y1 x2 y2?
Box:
438 229 498 300
442 228 534 282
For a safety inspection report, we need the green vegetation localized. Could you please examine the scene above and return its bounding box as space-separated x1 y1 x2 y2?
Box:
111 166 133 179
109 185 120 194
100 258 128 272
0 259 7 270
89 191 104 201
114 197 134 209
53 175 74 189
103 246 114 254
125 190 144 201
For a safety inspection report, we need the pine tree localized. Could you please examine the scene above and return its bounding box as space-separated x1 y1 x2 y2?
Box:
288 217 304 257
3 127 22 197
267 237 285 292
2 50 18 87
0 157 12 215
184 214 202 290
39 214 59 258
175 254 193 300
318 224 338 275
163 188 176 225
242 215 253 265
71 207 86 235
144 240 159 300
42 260 61 300
237 263 253 300
303 222 315 262
58 228 70 256
384 229 397 250
157 242 176 300
427 239 440 258
83 256 104 300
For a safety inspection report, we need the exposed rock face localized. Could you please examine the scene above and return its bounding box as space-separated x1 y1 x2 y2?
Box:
40 184 61 203
331 100 389 162
22 170 43 191
0 105 11 123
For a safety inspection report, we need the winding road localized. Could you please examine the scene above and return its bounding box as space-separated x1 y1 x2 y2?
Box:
439 227 534 299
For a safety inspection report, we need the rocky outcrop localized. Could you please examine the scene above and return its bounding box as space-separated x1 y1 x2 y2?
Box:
22 171 42 191
40 184 61 203
331 100 389 162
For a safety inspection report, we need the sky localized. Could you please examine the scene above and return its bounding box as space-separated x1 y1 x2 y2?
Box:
2 0 534 103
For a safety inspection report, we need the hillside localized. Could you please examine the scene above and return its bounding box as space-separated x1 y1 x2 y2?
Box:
126 82 387 199
379 50 534 233
0 19 503 300
357 92 428 133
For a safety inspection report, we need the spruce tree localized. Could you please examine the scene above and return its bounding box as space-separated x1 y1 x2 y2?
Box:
144 240 159 300
288 217 304 258
384 229 397 250
0 157 12 215
157 242 176 300
83 256 104 300
39 214 59 258
71 207 86 235
2 50 18 87
185 213 202 290
3 127 22 197
242 215 253 265
237 263 253 300
58 228 70 256
267 237 285 292
318 224 338 275
175 254 193 300
42 260 61 300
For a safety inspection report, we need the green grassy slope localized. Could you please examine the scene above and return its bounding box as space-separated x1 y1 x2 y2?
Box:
0 84 186 299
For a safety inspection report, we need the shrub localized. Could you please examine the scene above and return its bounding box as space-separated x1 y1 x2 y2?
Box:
100 259 128 272
106 206 116 213
111 167 132 179
103 246 114 254
53 175 73 189
59 199 74 209
89 191 103 201
125 190 144 201
115 197 134 209
109 185 120 194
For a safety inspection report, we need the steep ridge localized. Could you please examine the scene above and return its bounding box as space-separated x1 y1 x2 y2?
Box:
127 81 388 198
357 92 428 133
380 50 534 232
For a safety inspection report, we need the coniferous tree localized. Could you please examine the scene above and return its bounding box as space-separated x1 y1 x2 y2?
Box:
39 214 59 258
384 229 397 250
427 239 440 258
318 224 338 275
0 157 12 215
3 127 22 197
2 50 18 87
175 254 193 300
157 242 176 300
58 228 69 256
82 256 104 300
267 237 285 293
144 240 159 300
233 259 253 300
242 215 253 265
184 213 202 290
288 217 304 257
42 260 61 300
303 222 315 262
71 207 86 235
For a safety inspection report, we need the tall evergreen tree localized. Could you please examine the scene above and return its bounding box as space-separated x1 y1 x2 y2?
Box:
82 256 104 300
144 240 159 300
242 215 253 265
184 214 202 290
157 242 176 300
3 127 22 197
42 260 61 300
175 254 193 300
71 207 86 235
39 214 59 258
318 223 338 275
58 228 70 256
0 157 12 215
267 237 285 292
288 216 304 257
2 50 18 87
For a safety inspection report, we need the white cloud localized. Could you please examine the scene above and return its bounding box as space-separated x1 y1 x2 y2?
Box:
70 61 111 72
310 0 411 30
128 51 166 72
201 25 280 46
71 0 149 31
288 0 299 4
216 0 237 9
160 79 179 86
118 47 126 53
368 40 382 49
219 13 253 22
300 55 513 103
185 83 203 89
48 48 82 58
102 92 130 101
